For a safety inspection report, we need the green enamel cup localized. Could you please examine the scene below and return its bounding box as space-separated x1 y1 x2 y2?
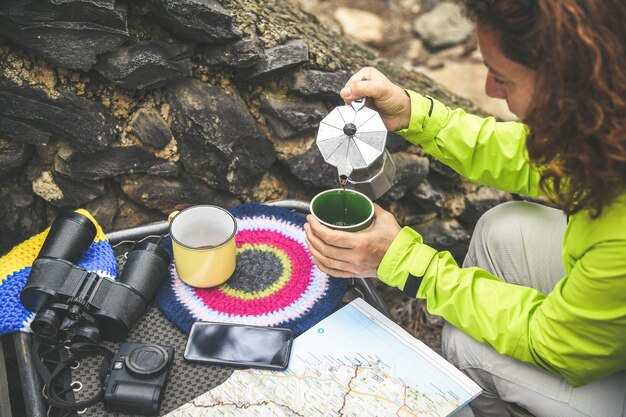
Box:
310 188 374 232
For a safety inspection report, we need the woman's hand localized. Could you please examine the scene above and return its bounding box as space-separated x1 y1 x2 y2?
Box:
304 205 402 278
341 67 411 132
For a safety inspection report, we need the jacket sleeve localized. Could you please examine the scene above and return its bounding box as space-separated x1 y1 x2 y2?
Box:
378 221 626 387
378 226 547 368
397 90 542 196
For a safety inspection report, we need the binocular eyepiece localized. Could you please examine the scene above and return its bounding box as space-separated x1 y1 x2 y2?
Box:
20 212 171 344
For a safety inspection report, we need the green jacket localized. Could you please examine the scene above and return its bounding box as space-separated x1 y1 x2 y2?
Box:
378 90 626 387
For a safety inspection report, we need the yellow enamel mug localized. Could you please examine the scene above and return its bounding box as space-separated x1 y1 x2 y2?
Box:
168 205 237 288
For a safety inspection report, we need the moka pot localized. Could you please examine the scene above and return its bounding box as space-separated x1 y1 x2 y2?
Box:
316 98 396 200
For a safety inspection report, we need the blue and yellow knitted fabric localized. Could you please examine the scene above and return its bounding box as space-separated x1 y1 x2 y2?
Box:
0 209 117 335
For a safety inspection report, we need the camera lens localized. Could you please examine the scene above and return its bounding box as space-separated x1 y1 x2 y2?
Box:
125 344 170 379
38 211 97 263
31 308 63 339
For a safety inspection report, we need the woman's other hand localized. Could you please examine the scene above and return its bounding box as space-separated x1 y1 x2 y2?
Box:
304 205 402 278
340 67 411 132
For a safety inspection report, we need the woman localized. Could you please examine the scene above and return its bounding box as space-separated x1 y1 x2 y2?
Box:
304 1 626 416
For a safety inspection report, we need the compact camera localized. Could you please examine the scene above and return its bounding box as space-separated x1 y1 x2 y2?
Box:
20 211 171 343
104 342 174 415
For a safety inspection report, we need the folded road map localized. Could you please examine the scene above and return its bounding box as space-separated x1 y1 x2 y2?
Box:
166 297 482 416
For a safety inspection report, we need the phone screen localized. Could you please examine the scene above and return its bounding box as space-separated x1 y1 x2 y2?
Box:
184 321 293 370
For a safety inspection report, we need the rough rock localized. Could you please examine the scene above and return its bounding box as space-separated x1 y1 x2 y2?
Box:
284 145 338 189
55 146 170 180
84 192 118 232
129 107 172 148
32 171 106 207
200 37 265 68
290 69 350 100
111 197 162 231
94 41 195 89
460 183 509 227
0 0 128 70
429 159 460 179
0 140 32 176
0 186 45 255
168 79 276 194
0 77 116 151
237 39 309 82
385 152 429 200
413 2 473 50
145 160 181 178
250 171 289 202
386 132 411 152
120 174 241 214
261 95 327 140
147 0 242 44
407 180 446 223
333 7 384 45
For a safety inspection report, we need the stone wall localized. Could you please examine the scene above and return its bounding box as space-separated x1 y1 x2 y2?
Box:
0 0 509 258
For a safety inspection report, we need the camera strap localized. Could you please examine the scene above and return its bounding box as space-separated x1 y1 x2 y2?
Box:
33 336 114 413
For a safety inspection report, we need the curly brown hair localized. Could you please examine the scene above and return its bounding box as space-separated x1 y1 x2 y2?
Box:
464 0 626 215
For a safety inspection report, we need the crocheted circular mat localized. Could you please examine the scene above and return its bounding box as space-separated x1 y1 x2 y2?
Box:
156 203 347 336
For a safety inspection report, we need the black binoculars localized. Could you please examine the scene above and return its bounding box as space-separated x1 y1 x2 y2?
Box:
20 212 170 344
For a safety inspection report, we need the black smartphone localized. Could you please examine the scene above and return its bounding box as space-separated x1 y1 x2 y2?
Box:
184 321 294 370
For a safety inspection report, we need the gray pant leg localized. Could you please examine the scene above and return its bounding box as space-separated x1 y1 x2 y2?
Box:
462 201 567 293
443 201 626 417
443 323 626 417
